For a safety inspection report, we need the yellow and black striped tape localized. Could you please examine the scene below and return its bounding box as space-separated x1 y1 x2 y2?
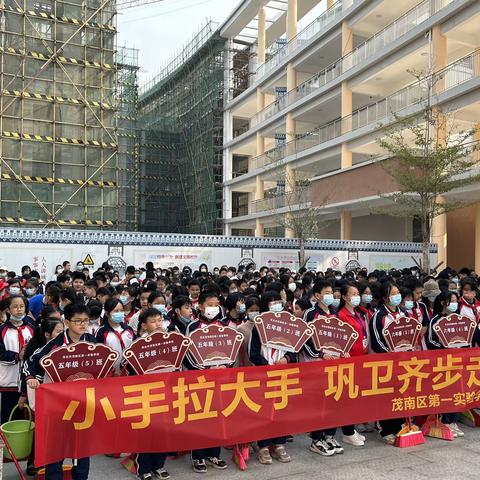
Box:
118 132 138 139
2 5 116 31
0 173 115 187
2 131 117 149
0 46 114 70
0 217 115 226
1 89 113 110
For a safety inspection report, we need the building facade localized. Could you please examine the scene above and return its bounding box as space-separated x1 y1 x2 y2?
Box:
221 0 480 269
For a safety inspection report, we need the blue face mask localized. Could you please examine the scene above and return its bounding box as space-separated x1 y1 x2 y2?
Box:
119 295 129 306
9 287 21 296
331 298 340 309
269 303 283 313
322 294 334 306
153 304 167 315
404 300 415 310
447 302 458 313
349 295 361 307
238 303 246 314
390 294 402 307
111 312 125 324
361 294 373 304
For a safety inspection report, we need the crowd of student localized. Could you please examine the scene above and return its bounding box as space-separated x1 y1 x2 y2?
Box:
0 259 478 480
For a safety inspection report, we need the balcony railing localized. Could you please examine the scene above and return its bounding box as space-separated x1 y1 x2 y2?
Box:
251 185 312 214
256 0 343 80
252 0 455 128
246 48 480 174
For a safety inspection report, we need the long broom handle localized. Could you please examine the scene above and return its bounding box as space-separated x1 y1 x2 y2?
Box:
0 428 27 480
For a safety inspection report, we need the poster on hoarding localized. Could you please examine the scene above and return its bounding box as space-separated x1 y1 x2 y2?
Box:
133 248 212 269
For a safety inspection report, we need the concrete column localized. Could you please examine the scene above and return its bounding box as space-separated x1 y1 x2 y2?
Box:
431 24 447 72
327 0 335 8
255 219 264 237
342 21 352 54
475 204 480 273
340 211 352 240
286 63 297 144
255 175 264 237
287 0 297 41
431 195 447 268
341 21 353 170
474 124 480 162
258 5 266 65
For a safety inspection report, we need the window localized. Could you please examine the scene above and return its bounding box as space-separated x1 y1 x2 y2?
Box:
232 191 249 217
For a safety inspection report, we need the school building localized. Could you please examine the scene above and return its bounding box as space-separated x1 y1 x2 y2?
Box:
220 0 480 270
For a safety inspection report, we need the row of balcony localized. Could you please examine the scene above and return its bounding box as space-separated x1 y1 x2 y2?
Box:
232 48 480 178
252 0 455 128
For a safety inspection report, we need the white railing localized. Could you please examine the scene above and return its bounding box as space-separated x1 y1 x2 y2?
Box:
251 185 312 213
256 0 343 80
246 48 479 173
252 0 456 128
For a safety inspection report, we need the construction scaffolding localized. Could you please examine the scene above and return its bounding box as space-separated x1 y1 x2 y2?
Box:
137 21 225 235
115 45 139 231
0 0 137 229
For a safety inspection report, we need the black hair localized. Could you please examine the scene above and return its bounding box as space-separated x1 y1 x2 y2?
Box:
295 297 312 313
72 272 86 282
148 291 165 304
259 290 281 313
60 288 79 304
104 298 122 314
460 277 477 293
28 316 63 351
338 283 357 311
87 299 103 319
198 291 219 305
171 295 192 312
64 303 90 321
6 295 29 315
40 305 58 322
433 290 458 317
225 292 245 312
245 296 260 310
56 273 71 284
379 282 399 303
96 286 112 297
137 308 163 336
312 279 334 295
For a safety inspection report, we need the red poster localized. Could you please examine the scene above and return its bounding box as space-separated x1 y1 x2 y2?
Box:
36 348 480 466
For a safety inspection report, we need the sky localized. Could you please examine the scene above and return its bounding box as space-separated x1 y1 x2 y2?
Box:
117 0 243 85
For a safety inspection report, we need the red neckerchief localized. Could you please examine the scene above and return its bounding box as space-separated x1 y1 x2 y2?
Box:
460 296 480 322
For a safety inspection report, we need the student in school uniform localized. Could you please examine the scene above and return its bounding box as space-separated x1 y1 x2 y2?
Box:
129 286 157 334
167 295 193 336
132 308 171 480
458 278 480 322
425 290 465 438
221 292 246 328
0 295 35 424
236 296 260 368
95 298 135 375
25 303 97 480
368 282 405 445
19 316 64 476
184 292 228 473
249 290 295 465
357 282 375 323
147 292 170 330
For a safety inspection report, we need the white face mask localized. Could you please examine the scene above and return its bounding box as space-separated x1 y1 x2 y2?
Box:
269 303 283 313
204 306 220 320
248 311 259 321
288 283 296 292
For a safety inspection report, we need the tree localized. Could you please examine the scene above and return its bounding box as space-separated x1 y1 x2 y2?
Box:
378 68 480 273
269 167 334 269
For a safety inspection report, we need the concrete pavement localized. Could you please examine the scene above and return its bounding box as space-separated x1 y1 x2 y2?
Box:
4 425 480 479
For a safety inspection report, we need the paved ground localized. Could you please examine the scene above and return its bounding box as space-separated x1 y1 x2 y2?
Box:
4 425 480 479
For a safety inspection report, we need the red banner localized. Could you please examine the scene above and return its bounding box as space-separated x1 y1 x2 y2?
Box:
36 348 480 466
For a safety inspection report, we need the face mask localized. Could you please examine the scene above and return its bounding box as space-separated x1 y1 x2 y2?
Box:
449 289 458 295
153 304 167 315
404 300 414 310
335 275 342 281
238 303 246 314
447 302 458 313
179 315 191 325
10 314 23 322
331 298 340 309
0 273 5 279
362 294 373 304
390 294 402 307
248 311 259 321
230 289 238 294
25 288 35 297
322 294 334 306
76 265 83 271
59 302 65 312
110 282 119 288
56 269 62 274
269 303 283 313
200 269 207 273
349 295 361 307
452 277 459 284
288 283 297 292
204 306 220 320
9 287 20 296
119 295 129 305
111 312 125 324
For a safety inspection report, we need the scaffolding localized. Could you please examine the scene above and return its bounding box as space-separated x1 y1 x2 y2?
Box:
115 45 139 231
0 0 132 229
137 20 225 235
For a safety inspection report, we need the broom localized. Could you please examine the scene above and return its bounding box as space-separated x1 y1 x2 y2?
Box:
394 417 425 448
421 414 454 441
232 443 249 471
